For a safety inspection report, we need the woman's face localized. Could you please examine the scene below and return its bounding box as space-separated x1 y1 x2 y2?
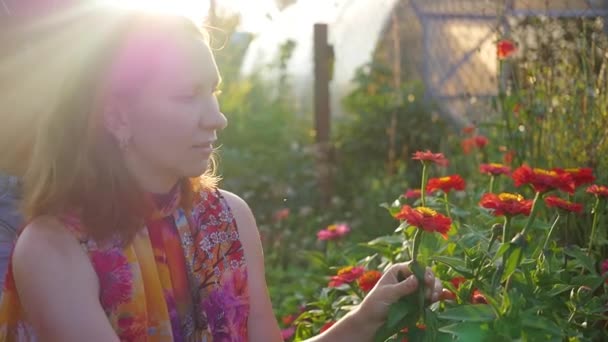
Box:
109 27 227 192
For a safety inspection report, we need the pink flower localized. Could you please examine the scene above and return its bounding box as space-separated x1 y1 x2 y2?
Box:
317 223 350 241
404 189 422 199
412 150 449 167
281 327 296 340
273 208 290 222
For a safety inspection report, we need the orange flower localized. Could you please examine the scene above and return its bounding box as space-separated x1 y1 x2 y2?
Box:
412 150 449 167
512 165 575 194
479 193 532 217
461 138 476 154
426 175 466 193
586 184 608 198
544 196 583 214
273 208 290 222
497 39 517 59
317 223 350 241
503 150 516 165
450 276 466 289
282 314 297 326
480 163 511 176
553 168 595 188
357 270 382 292
328 266 365 287
394 206 452 239
462 125 476 135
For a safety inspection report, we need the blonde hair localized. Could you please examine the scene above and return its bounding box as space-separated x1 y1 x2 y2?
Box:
7 8 219 243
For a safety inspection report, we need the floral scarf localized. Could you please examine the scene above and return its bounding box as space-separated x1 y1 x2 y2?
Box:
0 186 250 341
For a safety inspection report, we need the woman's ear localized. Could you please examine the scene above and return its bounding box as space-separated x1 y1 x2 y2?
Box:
102 100 132 150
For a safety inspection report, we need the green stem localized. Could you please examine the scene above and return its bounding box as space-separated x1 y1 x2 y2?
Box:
411 228 423 263
410 229 425 324
587 197 601 257
443 192 453 222
521 191 542 237
542 214 560 252
502 216 511 244
420 163 429 207
489 175 495 194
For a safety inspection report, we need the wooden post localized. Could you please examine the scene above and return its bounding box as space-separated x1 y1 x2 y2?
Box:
314 23 333 207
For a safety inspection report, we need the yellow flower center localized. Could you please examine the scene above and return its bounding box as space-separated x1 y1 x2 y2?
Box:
327 225 337 232
415 207 438 216
533 168 557 177
338 266 354 275
439 177 451 182
490 163 504 168
565 168 580 173
498 193 523 202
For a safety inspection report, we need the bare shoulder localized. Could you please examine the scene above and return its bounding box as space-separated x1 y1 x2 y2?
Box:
218 189 262 253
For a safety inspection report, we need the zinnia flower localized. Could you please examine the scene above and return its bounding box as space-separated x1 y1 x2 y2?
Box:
503 150 516 165
328 266 365 287
474 135 489 148
412 150 449 167
553 168 595 188
357 270 382 292
426 175 466 193
317 223 350 241
497 39 517 59
512 165 575 194
479 193 532 217
480 163 511 176
273 208 290 222
281 327 296 340
450 276 466 289
544 196 583 214
461 138 476 154
394 205 452 239
404 189 422 199
282 314 297 326
586 184 608 198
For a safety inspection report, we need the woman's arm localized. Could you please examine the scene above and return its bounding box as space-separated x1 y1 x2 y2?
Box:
12 216 120 342
220 190 283 342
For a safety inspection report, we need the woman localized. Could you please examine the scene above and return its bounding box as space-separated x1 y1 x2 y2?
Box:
0 6 442 341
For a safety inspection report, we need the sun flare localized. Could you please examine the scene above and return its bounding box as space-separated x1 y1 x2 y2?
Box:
100 0 209 21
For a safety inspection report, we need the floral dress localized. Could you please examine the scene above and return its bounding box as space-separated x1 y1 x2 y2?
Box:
0 186 250 341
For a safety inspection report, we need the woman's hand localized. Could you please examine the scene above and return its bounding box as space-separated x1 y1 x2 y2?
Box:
355 262 443 330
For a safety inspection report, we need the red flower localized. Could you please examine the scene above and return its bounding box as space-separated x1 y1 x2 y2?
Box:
394 205 452 239
480 163 511 176
273 208 290 222
426 175 466 193
404 189 422 199
471 289 488 304
317 223 350 241
320 321 336 333
497 39 517 59
474 135 489 148
281 327 296 340
512 165 575 194
328 266 365 287
479 192 532 217
450 276 466 289
412 150 449 167
544 196 583 214
586 184 608 198
357 270 382 292
553 168 595 188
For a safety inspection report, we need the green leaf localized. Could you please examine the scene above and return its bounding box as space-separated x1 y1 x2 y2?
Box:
430 256 475 278
546 284 574 296
501 246 522 282
491 242 511 262
439 322 491 340
521 315 562 336
564 246 596 273
367 235 404 246
438 304 497 322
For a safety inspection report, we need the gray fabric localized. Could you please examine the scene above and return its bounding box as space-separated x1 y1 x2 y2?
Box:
0 173 21 295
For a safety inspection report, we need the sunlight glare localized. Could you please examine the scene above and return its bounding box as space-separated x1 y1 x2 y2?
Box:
100 0 209 21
